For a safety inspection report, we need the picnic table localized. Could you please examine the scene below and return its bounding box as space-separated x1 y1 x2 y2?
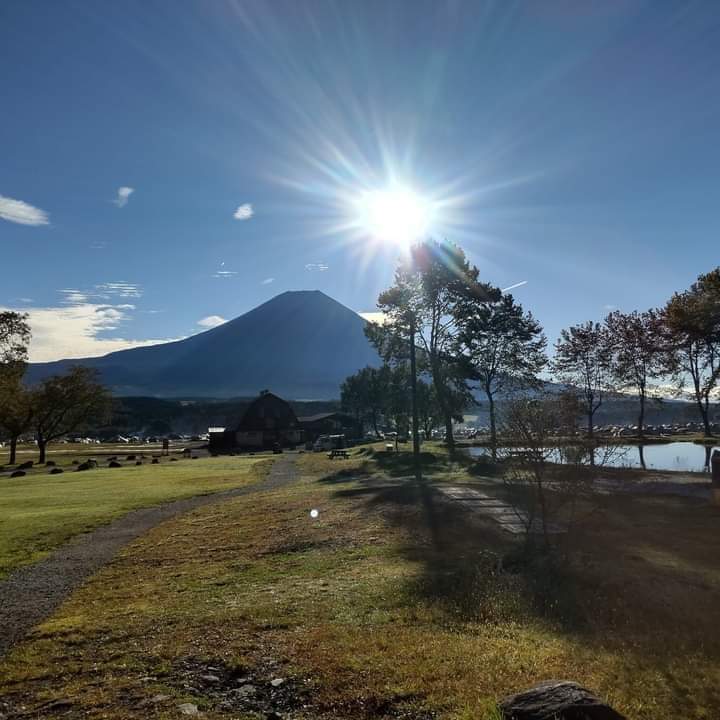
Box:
328 449 350 459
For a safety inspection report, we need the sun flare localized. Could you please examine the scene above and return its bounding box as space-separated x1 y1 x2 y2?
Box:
353 185 433 249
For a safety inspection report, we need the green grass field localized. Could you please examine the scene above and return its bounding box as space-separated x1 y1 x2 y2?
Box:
0 456 270 577
1 448 719 719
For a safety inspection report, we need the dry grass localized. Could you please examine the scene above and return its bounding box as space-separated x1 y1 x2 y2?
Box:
1 448 719 719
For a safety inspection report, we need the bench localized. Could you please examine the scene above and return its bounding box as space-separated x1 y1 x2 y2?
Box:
328 449 350 459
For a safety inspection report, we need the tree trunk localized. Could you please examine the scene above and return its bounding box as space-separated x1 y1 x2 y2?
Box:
487 390 497 461
638 392 646 439
430 361 455 452
587 409 594 439
638 444 646 470
9 436 18 465
38 437 47 464
372 410 380 438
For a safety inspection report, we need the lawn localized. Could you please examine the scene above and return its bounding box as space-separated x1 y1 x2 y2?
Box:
0 455 270 577
1 448 719 719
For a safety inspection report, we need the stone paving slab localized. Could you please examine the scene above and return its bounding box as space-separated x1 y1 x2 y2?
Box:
437 484 566 536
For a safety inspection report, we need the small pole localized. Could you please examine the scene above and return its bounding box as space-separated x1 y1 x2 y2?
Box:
409 313 422 484
711 449 720 506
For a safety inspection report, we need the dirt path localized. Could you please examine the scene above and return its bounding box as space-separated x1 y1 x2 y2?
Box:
0 454 299 658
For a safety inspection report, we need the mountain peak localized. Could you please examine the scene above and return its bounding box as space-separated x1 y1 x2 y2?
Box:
27 290 380 399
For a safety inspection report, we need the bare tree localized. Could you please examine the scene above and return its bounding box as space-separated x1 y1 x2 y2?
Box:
552 321 612 439
501 393 598 551
604 309 665 438
662 268 720 437
31 367 112 463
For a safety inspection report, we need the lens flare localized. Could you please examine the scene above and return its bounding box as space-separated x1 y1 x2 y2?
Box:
353 185 432 249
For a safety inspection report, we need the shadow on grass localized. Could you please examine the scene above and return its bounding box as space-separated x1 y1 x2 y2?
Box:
317 448 720 665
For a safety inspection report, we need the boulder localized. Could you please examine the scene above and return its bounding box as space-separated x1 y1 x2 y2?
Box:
152 458 159 464
49 468 64 474
46 460 56 467
76 460 98 472
136 460 142 466
108 461 122 468
126 455 136 461
498 681 625 720
18 461 33 470
10 470 26 478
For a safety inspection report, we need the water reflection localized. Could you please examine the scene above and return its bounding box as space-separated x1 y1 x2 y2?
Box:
467 441 719 473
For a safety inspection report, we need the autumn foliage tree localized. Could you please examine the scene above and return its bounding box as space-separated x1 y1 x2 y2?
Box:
604 309 665 438
662 268 720 437
552 321 612 438
31 367 112 463
0 311 32 465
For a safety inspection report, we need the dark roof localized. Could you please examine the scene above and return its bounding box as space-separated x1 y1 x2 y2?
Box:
236 392 298 431
297 412 353 424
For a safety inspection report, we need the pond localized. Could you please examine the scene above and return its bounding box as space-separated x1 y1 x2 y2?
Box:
466 441 720 473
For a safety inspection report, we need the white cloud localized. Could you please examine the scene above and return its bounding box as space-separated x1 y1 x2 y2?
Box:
0 302 180 362
0 194 50 226
233 203 254 220
213 270 237 278
113 186 134 208
197 315 227 329
358 311 387 325
261 277 274 285
305 263 329 272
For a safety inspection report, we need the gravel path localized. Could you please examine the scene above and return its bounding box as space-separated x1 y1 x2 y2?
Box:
0 454 299 658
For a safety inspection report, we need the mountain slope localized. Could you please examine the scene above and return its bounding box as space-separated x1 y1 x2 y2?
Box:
26 291 382 399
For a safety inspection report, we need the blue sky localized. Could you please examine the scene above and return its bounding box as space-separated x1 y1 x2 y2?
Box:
2 0 720 361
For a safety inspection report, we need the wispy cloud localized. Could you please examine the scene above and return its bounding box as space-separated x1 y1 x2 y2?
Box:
95 281 142 298
261 277 274 285
1 302 181 362
59 281 142 305
305 263 329 272
234 203 254 220
0 194 50 226
604 304 617 311
113 186 134 208
197 315 227 329
212 270 238 279
502 280 528 292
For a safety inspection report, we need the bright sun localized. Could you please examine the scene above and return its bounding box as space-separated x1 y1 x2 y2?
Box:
353 185 432 249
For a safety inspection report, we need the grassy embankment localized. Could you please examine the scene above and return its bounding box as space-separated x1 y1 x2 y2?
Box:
0 455 270 577
1 445 719 719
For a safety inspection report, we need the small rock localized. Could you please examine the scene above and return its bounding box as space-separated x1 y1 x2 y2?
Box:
270 678 285 688
199 674 220 684
178 702 199 715
234 684 256 697
151 694 170 702
108 461 122 468
49 468 64 474
10 470 26 478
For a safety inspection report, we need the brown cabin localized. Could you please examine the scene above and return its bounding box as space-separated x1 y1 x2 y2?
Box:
209 392 304 452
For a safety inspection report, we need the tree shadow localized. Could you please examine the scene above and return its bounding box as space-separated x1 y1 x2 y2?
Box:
316 453 720 669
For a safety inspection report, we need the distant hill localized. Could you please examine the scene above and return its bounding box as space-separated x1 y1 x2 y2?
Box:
26 291 382 399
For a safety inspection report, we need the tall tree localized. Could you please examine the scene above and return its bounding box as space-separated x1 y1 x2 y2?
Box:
461 292 547 456
416 379 443 440
604 309 665 438
0 312 32 465
31 367 112 463
552 321 612 438
367 239 498 452
340 366 389 437
663 268 720 437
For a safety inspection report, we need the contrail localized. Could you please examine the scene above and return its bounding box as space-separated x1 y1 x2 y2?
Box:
501 280 528 292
